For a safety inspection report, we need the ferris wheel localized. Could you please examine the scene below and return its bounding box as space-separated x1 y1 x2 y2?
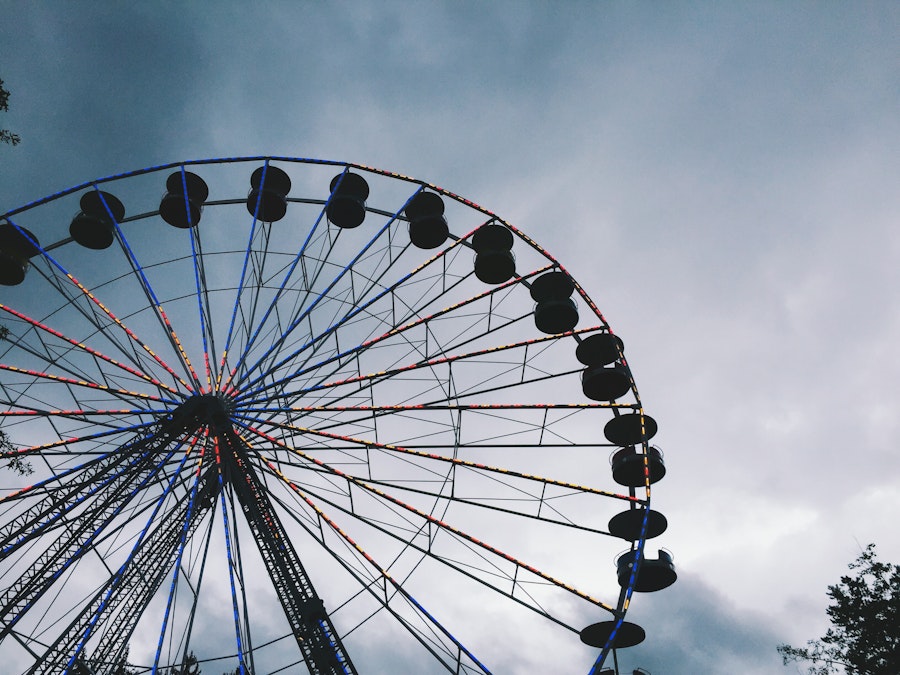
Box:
0 157 675 674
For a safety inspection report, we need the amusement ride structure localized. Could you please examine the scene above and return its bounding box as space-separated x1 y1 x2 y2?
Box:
0 157 675 674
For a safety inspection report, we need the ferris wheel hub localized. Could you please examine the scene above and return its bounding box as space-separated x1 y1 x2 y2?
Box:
166 393 236 435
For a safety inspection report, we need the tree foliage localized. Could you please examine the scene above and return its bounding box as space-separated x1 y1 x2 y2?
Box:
1 78 21 146
111 648 140 675
171 652 201 675
0 427 33 476
778 544 900 674
72 649 138 675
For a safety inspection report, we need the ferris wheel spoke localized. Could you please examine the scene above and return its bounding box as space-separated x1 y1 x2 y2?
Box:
0 400 161 452
334 478 612 614
85 494 217 674
244 401 628 446
215 160 333 393
0 419 158 499
218 184 337 392
185 207 216 391
266 232 424 390
241 426 614 615
212 439 251 675
232 189 421 395
0 413 203 588
216 178 265 387
5 218 196 395
0 302 182 400
236 234 472 403
0 440 191 634
345 243 552 361
246 435 628 585
271 451 618 541
233 251 545 407
6 231 139 374
0 431 165 551
303 316 593 416
28 271 184 399
0 408 169 422
0 398 198 510
45 437 210 673
249 327 597 409
0 363 169 407
151 443 216 672
28 443 205 672
218 434 359 675
237 210 431 389
256 454 611 642
239 417 631 505
107 209 204 393
259 467 491 674
264 236 582 409
222 223 344 397
229 225 280 386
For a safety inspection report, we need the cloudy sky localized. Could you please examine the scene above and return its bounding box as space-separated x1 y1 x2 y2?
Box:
1 2 899 674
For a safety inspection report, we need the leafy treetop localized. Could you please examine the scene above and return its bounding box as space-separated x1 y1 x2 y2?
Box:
1 77 21 146
778 544 900 674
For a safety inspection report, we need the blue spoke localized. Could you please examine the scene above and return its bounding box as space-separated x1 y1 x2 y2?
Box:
232 186 424 396
182 166 216 392
101 188 203 392
232 236 470 406
216 159 271 394
150 437 210 672
0 420 156 500
71 435 202 671
1 439 187 634
1 431 166 558
4 216 194 395
218 169 340 392
250 457 491 674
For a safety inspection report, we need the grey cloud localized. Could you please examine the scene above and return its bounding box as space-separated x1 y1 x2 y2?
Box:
615 572 789 675
1 2 899 673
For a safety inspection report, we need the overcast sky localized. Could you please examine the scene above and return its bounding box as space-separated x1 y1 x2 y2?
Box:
2 2 899 674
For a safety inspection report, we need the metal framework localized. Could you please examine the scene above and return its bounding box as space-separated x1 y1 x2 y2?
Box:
0 157 664 674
